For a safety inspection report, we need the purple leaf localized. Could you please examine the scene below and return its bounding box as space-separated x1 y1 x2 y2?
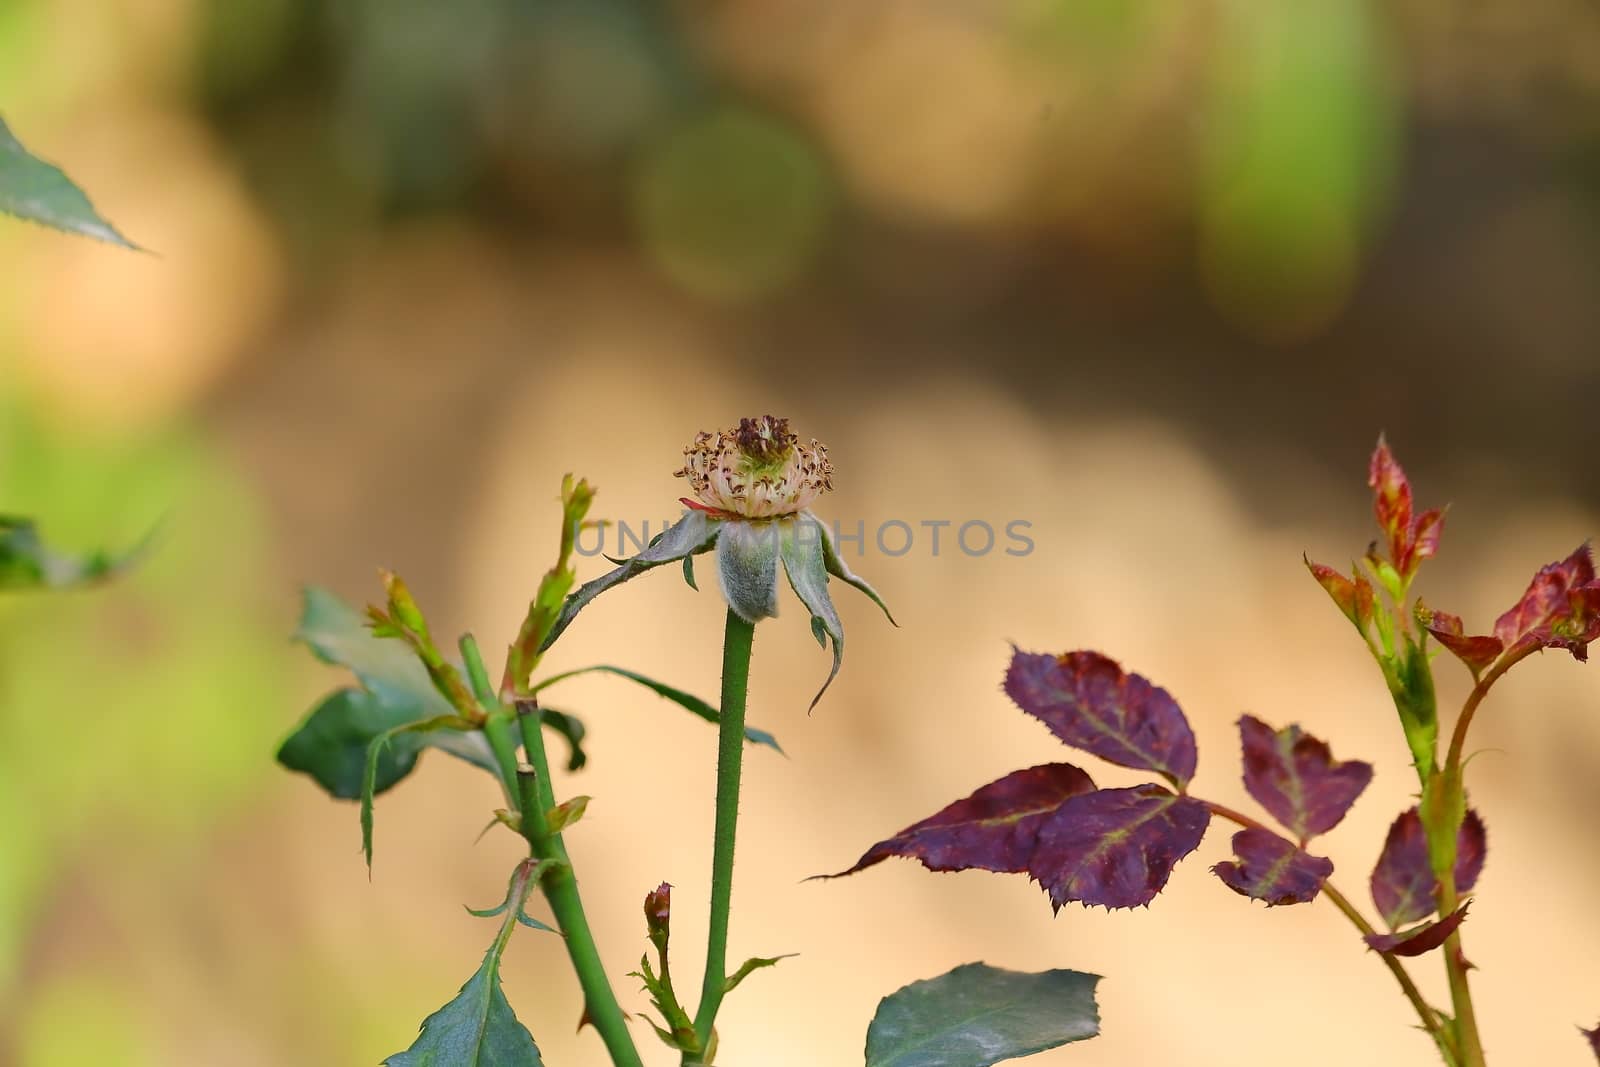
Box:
1365 903 1470 956
1417 604 1503 677
821 763 1098 878
1493 543 1600 662
1238 715 1372 842
1027 785 1211 910
1004 650 1198 789
1212 827 1333 906
1370 807 1487 928
1580 1020 1599 1061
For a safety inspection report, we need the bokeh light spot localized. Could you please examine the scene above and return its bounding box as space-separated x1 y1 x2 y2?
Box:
634 106 831 302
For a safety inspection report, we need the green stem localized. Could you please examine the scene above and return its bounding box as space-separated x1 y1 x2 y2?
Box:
508 705 643 1067
1430 647 1530 1067
463 636 526 814
689 610 756 1060
1206 801 1454 1063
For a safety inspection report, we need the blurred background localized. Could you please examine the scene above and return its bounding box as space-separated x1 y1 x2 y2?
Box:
2 0 1598 1063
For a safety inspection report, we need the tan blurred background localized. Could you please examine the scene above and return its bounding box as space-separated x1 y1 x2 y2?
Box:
2 0 1599 1064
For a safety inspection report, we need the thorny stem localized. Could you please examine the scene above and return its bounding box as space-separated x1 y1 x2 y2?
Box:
688 609 756 1062
514 704 643 1067
471 633 642 1067
1205 801 1456 1063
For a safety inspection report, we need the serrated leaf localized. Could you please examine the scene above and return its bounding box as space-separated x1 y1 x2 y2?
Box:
1238 715 1371 841
540 509 719 652
1370 806 1486 928
1028 785 1211 910
822 764 1098 879
0 515 145 591
1492 542 1600 662
1364 902 1469 956
534 664 782 754
825 771 1205 912
865 963 1099 1067
384 948 543 1066
0 116 139 248
390 860 546 1064
1212 827 1333 905
1004 650 1198 789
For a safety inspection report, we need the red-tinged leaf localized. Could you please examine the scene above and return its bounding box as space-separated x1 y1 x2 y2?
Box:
1410 508 1446 572
1369 436 1414 566
1494 543 1600 662
1580 1020 1599 1060
1305 558 1375 631
1417 603 1503 677
1004 650 1198 789
1212 827 1333 906
1365 903 1470 956
1027 785 1211 911
1366 438 1447 578
1370 807 1487 928
1238 715 1372 842
822 764 1098 879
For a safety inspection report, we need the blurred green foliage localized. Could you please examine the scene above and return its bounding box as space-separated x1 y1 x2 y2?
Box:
0 394 288 1013
1198 0 1397 334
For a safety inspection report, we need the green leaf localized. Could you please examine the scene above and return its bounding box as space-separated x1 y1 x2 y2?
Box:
281 588 499 800
389 861 546 1065
362 715 472 871
504 476 595 691
865 963 1100 1067
724 953 797 995
0 116 139 248
384 948 543 1066
715 518 782 622
465 861 559 933
0 515 146 591
780 515 845 711
540 509 720 652
298 586 449 708
534 663 782 754
539 708 588 772
818 515 897 626
276 688 425 799
545 795 590 834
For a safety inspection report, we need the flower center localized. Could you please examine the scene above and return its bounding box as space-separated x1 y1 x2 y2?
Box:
675 416 833 519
